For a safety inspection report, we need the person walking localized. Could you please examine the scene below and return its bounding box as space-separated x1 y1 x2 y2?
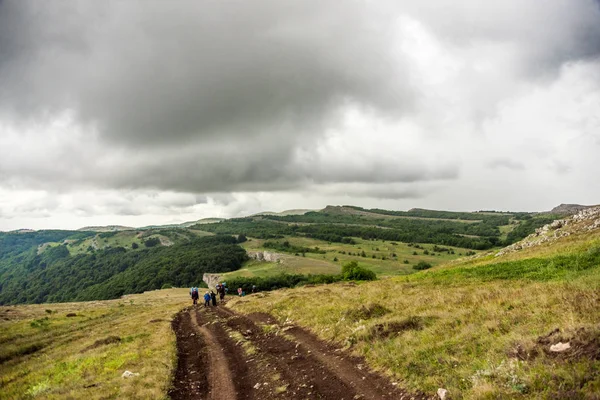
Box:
190 287 199 305
203 291 211 307
210 291 217 306
218 284 226 302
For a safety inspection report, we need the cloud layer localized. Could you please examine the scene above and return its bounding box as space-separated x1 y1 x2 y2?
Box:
1 0 599 229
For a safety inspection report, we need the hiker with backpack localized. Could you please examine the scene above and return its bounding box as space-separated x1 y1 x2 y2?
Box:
190 287 199 305
203 291 211 307
217 283 226 302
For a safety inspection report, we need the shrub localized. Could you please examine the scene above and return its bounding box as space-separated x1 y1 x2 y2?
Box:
144 237 161 247
413 261 433 270
341 261 376 281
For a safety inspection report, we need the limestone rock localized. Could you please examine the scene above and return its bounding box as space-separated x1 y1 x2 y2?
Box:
122 370 140 378
549 342 571 352
247 251 283 262
437 388 448 399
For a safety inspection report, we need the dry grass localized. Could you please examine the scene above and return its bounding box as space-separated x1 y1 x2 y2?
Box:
0 289 191 399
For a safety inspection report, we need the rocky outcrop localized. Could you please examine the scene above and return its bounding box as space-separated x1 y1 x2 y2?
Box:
247 251 283 262
203 273 222 288
549 204 593 215
497 206 600 256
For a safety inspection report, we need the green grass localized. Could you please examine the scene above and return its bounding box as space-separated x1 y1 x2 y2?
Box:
221 257 340 280
416 242 600 283
498 222 516 242
241 236 473 278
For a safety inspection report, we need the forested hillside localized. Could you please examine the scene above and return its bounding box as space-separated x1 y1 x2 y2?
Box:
0 205 567 305
197 206 562 250
0 234 247 304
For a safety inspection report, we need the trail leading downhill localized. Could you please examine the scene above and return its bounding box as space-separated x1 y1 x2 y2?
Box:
169 304 431 400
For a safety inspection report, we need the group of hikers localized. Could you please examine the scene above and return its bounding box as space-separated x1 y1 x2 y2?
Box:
189 282 227 307
190 282 258 306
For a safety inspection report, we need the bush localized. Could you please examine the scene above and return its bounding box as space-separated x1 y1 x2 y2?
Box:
341 261 376 281
131 242 139 249
413 261 432 270
144 237 161 247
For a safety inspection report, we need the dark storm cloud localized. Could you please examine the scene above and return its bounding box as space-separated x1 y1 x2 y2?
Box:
1 0 599 202
0 1 412 146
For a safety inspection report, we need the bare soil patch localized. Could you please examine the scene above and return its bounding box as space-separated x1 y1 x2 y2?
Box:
81 335 121 352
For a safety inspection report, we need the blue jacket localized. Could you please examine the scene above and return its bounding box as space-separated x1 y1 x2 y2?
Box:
204 293 211 301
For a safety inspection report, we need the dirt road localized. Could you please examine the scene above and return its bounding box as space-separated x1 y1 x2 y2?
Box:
169 304 431 400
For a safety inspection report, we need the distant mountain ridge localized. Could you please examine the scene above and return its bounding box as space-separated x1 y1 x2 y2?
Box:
77 225 134 232
251 209 314 217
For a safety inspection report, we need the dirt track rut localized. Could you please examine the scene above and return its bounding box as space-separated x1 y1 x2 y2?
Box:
169 304 431 400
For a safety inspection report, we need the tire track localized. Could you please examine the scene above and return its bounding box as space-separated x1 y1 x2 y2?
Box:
171 306 430 400
190 309 238 399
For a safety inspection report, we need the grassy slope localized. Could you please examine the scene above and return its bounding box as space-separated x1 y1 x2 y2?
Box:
228 230 600 399
0 289 190 399
223 236 473 280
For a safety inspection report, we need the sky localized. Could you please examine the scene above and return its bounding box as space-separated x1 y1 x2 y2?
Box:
1 0 600 231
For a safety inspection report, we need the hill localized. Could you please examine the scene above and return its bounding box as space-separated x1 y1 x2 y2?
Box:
0 205 571 305
227 206 600 399
77 225 134 232
195 205 563 250
0 233 247 304
252 209 314 217
549 203 594 214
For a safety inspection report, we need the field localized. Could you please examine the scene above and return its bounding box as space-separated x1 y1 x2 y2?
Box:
228 230 600 398
232 236 474 278
0 289 190 399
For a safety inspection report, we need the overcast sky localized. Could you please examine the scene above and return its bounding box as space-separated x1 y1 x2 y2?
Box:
1 0 600 230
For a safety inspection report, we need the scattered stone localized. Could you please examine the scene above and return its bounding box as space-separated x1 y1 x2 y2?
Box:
496 205 600 257
121 370 139 378
66 313 77 317
437 388 448 400
550 342 571 352
253 383 261 389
